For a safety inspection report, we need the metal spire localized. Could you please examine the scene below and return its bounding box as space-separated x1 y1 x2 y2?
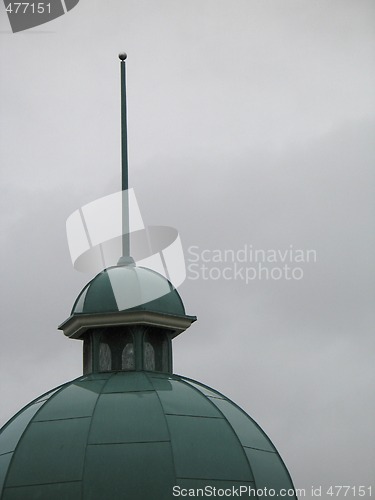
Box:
118 52 134 266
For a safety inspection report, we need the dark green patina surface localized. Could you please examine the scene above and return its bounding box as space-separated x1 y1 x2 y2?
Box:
72 266 186 317
0 372 296 500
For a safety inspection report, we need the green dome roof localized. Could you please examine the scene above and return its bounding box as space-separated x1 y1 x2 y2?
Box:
0 372 296 500
72 266 185 316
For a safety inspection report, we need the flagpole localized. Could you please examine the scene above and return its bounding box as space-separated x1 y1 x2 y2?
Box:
118 52 134 266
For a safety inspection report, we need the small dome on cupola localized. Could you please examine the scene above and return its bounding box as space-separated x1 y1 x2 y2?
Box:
72 265 186 316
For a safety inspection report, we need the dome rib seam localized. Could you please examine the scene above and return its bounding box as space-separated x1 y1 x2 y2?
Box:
143 372 177 483
87 439 170 446
243 445 277 453
80 373 116 500
0 379 75 497
178 377 297 497
178 376 260 491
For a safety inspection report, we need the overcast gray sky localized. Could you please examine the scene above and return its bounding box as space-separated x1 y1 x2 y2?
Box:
0 0 374 496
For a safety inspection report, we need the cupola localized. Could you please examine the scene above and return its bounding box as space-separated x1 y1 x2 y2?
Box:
58 265 196 375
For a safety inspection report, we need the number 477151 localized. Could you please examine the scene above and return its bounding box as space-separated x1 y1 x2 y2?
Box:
6 3 51 14
327 486 372 497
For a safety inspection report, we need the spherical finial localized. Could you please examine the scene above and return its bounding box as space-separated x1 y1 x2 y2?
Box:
119 53 127 61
